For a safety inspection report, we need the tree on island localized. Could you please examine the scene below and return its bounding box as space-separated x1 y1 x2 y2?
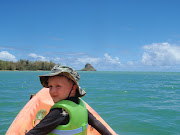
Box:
0 59 55 71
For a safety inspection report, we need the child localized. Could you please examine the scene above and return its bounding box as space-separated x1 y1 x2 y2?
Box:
26 65 112 135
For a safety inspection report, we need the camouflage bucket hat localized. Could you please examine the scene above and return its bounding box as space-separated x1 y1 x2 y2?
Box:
39 65 86 97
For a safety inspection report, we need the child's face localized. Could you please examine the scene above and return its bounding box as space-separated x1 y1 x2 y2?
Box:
48 76 74 103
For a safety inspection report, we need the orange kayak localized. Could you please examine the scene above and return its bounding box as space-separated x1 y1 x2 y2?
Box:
6 88 117 135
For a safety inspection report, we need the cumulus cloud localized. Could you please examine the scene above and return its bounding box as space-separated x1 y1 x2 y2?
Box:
77 57 100 64
28 53 48 61
104 53 121 65
54 53 122 70
0 46 14 50
52 57 61 64
142 42 180 66
64 53 121 70
127 61 134 65
75 53 121 66
0 51 17 62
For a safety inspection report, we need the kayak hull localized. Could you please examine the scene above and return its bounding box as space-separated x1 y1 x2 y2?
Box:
6 88 117 135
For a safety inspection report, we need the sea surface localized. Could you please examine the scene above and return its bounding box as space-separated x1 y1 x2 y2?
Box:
0 71 180 135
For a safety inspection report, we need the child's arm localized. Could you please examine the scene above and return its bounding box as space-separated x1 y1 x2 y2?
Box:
88 110 112 135
26 108 68 135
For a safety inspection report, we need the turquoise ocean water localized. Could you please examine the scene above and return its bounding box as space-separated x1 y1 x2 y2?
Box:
0 71 180 135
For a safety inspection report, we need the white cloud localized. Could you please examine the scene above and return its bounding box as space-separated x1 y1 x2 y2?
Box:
28 53 48 61
0 51 17 62
104 53 121 65
68 53 122 70
142 42 180 66
75 53 121 66
53 57 61 64
77 57 100 64
29 53 37 58
127 61 134 65
0 46 14 50
54 53 122 70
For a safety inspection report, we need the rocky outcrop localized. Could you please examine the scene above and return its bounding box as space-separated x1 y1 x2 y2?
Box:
81 63 96 71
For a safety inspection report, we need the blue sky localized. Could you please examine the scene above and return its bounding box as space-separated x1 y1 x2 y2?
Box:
0 0 180 71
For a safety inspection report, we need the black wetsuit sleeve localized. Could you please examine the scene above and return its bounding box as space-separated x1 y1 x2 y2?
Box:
88 110 112 135
26 108 69 135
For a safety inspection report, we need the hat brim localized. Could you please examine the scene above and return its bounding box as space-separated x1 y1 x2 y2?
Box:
39 72 86 97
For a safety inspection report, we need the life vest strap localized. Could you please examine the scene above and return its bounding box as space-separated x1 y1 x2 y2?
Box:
51 124 88 135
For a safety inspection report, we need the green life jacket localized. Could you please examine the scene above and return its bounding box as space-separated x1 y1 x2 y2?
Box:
48 98 88 135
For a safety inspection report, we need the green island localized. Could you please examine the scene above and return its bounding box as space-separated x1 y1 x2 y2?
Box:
80 63 96 71
0 59 55 71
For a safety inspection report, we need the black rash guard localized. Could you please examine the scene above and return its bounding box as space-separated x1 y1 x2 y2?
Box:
26 97 112 135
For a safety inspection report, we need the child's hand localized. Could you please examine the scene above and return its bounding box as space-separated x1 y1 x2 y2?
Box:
33 109 47 126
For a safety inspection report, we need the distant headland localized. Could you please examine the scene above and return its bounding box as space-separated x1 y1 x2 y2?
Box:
80 63 96 71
